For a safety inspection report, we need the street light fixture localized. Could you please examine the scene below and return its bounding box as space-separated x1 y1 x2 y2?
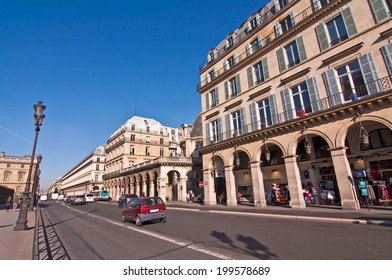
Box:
357 113 369 146
14 101 46 231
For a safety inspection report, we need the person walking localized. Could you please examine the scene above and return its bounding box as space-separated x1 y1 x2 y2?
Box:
5 196 12 212
12 196 19 211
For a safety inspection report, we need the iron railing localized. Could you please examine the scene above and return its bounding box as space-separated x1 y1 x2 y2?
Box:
203 76 392 146
198 0 297 73
197 0 326 91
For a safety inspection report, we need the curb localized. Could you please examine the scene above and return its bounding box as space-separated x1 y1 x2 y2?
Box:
167 205 392 226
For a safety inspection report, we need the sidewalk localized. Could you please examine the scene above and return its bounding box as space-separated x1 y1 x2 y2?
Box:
165 201 392 226
1 201 391 260
0 209 35 260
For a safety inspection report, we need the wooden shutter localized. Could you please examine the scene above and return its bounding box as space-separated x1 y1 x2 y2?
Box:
358 53 381 94
290 10 296 26
247 66 254 88
369 0 389 23
217 118 222 141
225 114 232 140
215 87 220 105
322 69 343 107
250 103 258 132
205 123 211 145
296 36 307 62
312 0 321 11
306 77 321 112
381 43 392 76
262 57 269 80
316 23 329 51
235 74 241 94
280 88 294 121
275 22 281 37
240 107 248 134
268 94 279 125
224 81 229 100
205 92 210 110
277 48 286 72
342 7 357 37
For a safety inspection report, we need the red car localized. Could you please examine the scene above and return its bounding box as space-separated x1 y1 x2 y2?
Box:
121 197 167 226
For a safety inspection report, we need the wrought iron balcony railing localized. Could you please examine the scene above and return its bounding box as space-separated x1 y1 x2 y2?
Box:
197 0 326 91
202 76 392 146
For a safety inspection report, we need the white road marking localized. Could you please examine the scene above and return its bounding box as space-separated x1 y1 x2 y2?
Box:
65 203 233 260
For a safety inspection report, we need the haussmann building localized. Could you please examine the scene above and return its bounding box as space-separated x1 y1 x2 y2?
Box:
196 0 392 210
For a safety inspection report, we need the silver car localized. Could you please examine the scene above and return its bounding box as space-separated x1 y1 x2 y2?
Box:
71 195 86 205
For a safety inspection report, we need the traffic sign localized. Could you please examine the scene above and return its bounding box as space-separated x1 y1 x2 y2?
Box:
199 181 204 187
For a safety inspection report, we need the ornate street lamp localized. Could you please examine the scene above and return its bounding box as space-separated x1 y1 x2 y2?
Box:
14 101 46 231
210 152 215 178
28 154 42 211
357 113 369 146
302 127 312 155
234 145 240 167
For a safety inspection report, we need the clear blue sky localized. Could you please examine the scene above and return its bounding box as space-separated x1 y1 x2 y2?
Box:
0 0 267 190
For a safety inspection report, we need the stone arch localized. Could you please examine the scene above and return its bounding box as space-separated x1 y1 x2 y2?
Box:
336 115 392 148
287 129 334 155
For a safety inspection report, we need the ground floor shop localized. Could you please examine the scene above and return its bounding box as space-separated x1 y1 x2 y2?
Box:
200 96 392 211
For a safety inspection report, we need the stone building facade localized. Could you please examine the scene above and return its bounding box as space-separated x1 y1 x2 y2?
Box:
103 116 202 201
47 145 107 196
197 0 392 210
0 151 42 204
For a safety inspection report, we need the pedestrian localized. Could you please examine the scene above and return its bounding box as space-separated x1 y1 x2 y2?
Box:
189 190 194 202
12 196 19 211
5 196 12 212
186 191 190 202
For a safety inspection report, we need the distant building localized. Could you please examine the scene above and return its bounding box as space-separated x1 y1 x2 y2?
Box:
196 0 392 209
47 145 107 196
0 151 42 204
103 116 198 201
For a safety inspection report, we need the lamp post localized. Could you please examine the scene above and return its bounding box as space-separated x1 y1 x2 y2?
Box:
28 154 42 211
14 101 46 231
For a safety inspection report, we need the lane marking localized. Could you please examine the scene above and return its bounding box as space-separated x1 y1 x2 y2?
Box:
65 203 233 260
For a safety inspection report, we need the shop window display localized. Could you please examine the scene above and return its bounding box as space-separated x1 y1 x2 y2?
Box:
267 184 289 205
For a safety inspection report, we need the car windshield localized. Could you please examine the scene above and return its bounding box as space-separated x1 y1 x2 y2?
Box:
128 199 140 207
76 195 84 198
143 197 163 206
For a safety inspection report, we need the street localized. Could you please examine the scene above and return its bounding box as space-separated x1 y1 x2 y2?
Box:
38 200 392 260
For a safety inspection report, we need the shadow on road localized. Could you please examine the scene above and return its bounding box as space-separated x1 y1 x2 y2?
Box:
210 230 279 260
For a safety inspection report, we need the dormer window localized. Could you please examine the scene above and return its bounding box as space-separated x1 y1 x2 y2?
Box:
226 36 234 49
207 50 215 63
224 55 236 71
248 16 258 33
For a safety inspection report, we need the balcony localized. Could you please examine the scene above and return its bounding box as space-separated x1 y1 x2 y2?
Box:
199 0 298 73
103 156 193 180
197 0 334 92
201 76 392 147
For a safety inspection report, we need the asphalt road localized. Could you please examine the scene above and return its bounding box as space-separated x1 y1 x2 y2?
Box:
40 200 392 260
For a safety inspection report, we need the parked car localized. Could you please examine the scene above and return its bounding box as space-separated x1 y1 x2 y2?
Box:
71 195 86 205
121 197 166 226
66 195 74 203
85 193 95 203
118 194 138 208
57 194 64 201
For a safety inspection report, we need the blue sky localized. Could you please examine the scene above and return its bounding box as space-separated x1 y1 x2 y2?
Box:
0 0 267 190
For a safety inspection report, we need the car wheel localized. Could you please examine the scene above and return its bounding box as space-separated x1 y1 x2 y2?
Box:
160 217 167 223
135 216 142 227
122 215 127 223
